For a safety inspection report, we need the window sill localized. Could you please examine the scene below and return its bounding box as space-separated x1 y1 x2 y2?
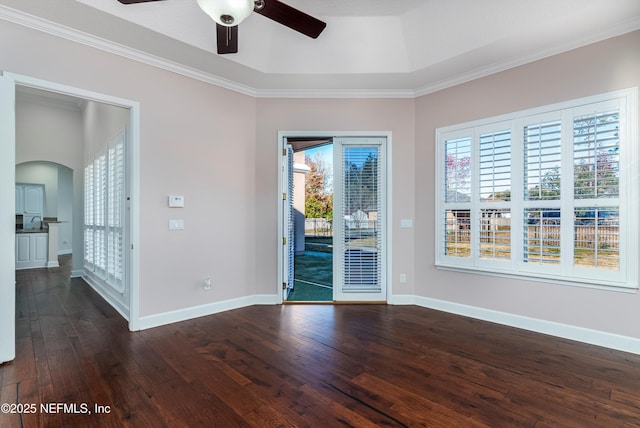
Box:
435 263 638 294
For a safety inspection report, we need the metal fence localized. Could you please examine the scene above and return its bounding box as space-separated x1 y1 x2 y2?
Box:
446 225 619 249
305 218 333 237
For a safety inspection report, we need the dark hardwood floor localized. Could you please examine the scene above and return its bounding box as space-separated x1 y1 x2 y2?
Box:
2 256 640 427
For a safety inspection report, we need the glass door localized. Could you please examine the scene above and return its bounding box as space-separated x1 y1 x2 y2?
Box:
333 137 387 302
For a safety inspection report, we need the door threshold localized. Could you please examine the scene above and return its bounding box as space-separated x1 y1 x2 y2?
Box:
284 301 387 305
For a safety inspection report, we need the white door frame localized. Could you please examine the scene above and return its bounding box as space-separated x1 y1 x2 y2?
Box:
0 75 16 363
276 131 393 304
1 72 141 334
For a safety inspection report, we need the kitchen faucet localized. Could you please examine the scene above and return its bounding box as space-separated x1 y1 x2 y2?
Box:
30 216 42 230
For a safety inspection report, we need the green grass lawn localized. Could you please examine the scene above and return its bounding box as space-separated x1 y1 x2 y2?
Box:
288 247 333 302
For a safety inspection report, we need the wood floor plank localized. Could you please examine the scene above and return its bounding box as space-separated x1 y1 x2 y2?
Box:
2 256 640 426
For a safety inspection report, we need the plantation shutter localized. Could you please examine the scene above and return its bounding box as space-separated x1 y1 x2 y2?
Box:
479 128 512 262
84 162 95 269
523 119 562 265
94 146 107 274
107 132 125 292
572 109 620 270
287 145 295 293
442 135 472 259
341 141 383 293
83 130 126 294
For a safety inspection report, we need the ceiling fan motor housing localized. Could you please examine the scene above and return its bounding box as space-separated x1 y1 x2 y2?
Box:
196 0 255 26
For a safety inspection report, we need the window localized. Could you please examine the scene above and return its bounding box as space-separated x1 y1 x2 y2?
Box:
436 89 638 289
84 130 126 293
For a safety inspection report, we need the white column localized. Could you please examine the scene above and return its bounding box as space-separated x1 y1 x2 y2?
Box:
47 223 60 268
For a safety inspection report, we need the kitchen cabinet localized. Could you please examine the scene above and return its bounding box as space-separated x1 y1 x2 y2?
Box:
23 184 44 215
15 185 23 214
15 232 48 270
15 183 44 228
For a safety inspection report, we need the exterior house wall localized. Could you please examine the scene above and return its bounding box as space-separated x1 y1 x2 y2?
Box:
293 150 307 256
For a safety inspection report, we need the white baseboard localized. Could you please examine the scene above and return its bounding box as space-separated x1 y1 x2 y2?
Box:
82 274 129 321
58 249 72 255
137 294 279 331
399 295 640 355
46 261 59 268
70 269 84 278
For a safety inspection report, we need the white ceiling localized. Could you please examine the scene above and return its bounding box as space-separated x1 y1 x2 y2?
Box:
2 0 640 96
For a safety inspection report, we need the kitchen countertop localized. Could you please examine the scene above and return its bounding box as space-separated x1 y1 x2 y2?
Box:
16 228 48 234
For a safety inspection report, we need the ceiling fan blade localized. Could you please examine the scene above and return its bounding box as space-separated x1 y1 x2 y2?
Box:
216 24 238 54
117 0 164 4
254 0 326 39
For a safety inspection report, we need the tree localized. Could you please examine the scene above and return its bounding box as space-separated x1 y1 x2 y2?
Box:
305 154 333 219
527 166 561 200
445 154 471 201
344 152 378 214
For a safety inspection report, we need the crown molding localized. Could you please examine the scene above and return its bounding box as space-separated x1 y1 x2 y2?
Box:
414 16 640 98
0 4 259 97
254 88 416 99
1 4 639 100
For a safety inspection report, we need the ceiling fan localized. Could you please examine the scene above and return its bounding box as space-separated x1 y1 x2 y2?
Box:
117 0 326 54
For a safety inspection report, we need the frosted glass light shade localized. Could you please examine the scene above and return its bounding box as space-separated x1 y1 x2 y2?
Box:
196 0 255 26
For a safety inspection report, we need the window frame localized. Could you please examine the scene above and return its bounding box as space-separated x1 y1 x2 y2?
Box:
435 88 638 291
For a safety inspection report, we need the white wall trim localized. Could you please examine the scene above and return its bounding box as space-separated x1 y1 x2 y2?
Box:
136 294 279 331
413 16 640 97
396 295 640 355
2 4 638 100
70 269 84 278
254 89 416 99
0 4 257 98
82 274 130 322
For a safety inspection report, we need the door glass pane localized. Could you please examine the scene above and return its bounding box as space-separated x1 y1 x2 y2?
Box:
342 146 381 292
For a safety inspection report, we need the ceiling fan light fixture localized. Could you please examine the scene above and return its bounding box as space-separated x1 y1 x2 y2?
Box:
196 0 255 27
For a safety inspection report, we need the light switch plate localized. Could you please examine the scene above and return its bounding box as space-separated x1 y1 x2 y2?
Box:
169 219 184 230
168 195 184 208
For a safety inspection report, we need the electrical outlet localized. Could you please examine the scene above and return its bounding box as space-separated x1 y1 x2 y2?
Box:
400 273 407 283
203 277 212 290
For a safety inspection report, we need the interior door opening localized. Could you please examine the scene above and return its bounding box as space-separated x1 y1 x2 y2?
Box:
1 72 141 348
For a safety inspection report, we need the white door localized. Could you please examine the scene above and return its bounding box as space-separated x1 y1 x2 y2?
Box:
333 137 387 302
0 74 16 363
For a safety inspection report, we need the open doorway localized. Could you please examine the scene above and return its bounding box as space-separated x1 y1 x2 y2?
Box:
286 139 334 302
1 72 141 366
279 132 390 304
